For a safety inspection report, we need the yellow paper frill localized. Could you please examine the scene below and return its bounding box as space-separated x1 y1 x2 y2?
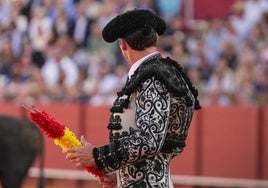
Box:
54 128 82 149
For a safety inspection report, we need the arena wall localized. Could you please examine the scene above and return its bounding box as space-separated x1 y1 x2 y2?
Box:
0 102 267 186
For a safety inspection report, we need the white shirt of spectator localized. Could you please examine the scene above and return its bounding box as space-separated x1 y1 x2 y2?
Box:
41 57 79 87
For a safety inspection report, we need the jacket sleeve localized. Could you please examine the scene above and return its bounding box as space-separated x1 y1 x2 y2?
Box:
93 77 171 173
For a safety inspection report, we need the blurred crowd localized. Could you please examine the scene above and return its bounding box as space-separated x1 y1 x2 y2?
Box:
0 0 268 107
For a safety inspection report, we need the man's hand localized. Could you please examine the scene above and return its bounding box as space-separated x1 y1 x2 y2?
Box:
99 172 117 188
63 136 96 167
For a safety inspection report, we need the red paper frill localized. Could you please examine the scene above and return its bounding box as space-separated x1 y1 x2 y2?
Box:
29 110 65 139
85 166 105 178
23 106 105 179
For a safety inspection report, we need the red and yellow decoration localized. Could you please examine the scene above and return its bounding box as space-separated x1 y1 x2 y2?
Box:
23 105 105 178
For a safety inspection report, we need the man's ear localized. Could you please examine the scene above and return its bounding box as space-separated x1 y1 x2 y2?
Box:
119 39 128 50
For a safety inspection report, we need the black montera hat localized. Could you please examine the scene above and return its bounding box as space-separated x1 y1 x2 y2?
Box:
102 9 166 43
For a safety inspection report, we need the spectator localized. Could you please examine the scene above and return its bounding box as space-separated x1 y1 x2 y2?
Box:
187 67 207 106
155 0 183 21
253 67 268 104
28 6 53 52
52 5 69 36
220 40 238 71
88 20 117 63
4 52 45 104
84 0 102 20
41 36 79 101
259 12 268 38
204 18 227 67
137 0 155 10
6 22 25 58
234 47 257 104
243 0 268 32
229 0 268 42
68 0 92 47
171 40 190 69
89 60 128 106
205 55 235 106
0 39 16 81
0 0 267 106
0 0 11 26
97 0 118 29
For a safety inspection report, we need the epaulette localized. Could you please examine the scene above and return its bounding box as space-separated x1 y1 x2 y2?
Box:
117 56 201 110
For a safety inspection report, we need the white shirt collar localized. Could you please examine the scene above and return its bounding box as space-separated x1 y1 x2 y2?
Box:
128 51 160 79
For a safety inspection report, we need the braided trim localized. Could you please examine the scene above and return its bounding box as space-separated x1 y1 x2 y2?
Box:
118 57 201 110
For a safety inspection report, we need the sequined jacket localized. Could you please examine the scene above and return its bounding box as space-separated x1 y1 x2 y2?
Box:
93 54 201 188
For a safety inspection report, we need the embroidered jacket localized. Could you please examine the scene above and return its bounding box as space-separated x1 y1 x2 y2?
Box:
93 54 201 188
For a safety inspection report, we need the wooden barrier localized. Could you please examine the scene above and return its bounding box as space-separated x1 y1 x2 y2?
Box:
0 102 267 185
28 167 268 188
201 106 259 178
263 107 268 179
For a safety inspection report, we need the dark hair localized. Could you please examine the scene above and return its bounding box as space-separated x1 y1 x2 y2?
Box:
123 26 157 51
